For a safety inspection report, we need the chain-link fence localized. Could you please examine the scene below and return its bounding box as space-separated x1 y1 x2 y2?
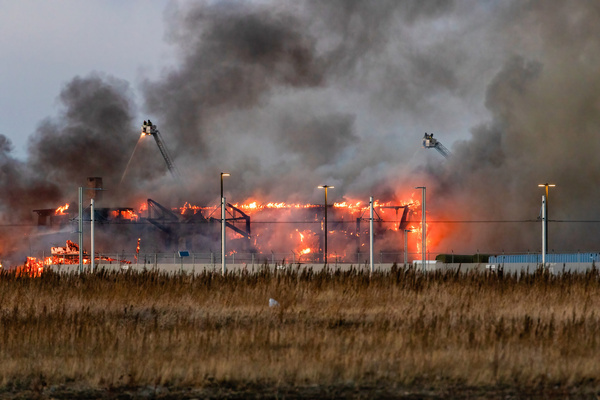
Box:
51 251 426 267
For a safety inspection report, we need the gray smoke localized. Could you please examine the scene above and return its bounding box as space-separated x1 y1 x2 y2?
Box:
430 1 600 253
138 0 473 205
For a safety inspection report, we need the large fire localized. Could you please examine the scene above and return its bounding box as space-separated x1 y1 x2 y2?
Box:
18 190 444 274
146 193 438 263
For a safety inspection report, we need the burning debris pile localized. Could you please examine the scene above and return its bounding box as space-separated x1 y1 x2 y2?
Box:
15 238 133 276
15 257 44 278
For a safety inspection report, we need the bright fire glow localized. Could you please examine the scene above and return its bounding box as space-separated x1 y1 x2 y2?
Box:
138 202 148 213
15 257 44 277
55 203 69 215
17 240 134 276
233 201 319 212
34 190 448 267
111 209 139 220
210 196 429 261
180 202 202 215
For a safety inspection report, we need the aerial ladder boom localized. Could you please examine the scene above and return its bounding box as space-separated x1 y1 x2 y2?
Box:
422 133 451 158
141 120 181 180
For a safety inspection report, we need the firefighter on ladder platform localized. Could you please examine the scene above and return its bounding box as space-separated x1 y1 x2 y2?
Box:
422 132 451 158
141 120 181 181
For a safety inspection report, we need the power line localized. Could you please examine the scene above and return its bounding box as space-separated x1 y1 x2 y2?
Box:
3 218 600 228
425 220 538 224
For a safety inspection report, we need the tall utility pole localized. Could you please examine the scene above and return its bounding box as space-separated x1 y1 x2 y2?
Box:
541 195 546 267
538 183 555 254
415 186 426 273
78 187 83 274
318 185 334 264
221 196 226 275
404 229 413 265
90 198 95 273
369 196 374 274
221 173 230 275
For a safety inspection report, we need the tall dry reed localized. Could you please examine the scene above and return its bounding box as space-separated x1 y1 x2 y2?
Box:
1 266 599 392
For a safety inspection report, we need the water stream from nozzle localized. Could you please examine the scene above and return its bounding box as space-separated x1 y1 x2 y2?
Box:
119 133 145 186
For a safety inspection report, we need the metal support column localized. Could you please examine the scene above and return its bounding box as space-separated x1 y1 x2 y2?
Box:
542 195 546 267
91 198 95 273
221 196 226 275
369 196 374 274
78 187 83 274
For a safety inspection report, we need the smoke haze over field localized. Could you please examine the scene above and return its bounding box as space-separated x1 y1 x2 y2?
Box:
1 1 600 262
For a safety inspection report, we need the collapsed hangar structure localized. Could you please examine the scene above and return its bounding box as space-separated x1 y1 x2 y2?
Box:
31 122 413 263
33 177 253 252
33 183 412 263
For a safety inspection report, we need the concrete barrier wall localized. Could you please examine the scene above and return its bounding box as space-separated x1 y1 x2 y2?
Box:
49 262 392 275
47 261 599 275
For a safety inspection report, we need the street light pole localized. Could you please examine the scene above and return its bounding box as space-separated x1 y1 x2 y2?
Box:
78 187 83 274
538 183 555 255
415 186 426 273
541 195 546 267
221 172 230 200
369 196 374 274
318 185 334 264
404 229 413 265
91 198 94 273
221 173 230 275
88 188 104 273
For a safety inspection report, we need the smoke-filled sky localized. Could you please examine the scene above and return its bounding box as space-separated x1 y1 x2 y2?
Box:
1 0 600 257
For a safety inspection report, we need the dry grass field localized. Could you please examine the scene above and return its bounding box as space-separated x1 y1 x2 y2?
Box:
1 266 600 399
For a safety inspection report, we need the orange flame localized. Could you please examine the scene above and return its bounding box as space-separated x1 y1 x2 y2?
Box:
180 202 202 215
111 209 138 220
139 202 148 213
15 257 44 277
55 203 69 215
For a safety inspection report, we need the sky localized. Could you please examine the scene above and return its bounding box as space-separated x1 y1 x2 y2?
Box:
0 0 173 158
1 1 600 260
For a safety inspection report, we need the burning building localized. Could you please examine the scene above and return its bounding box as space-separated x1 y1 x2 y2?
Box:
31 185 415 265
